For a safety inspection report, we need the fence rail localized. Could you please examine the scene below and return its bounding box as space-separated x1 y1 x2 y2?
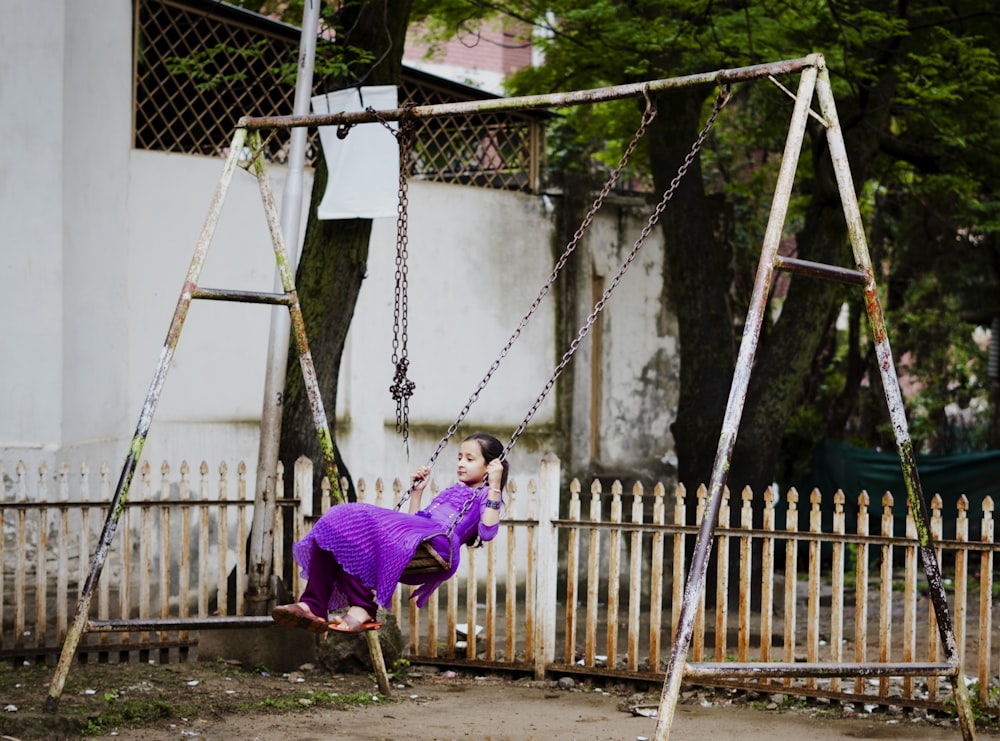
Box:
2 455 997 714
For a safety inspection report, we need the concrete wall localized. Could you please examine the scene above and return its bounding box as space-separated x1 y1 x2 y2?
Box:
337 180 559 484
62 1 134 459
121 154 564 487
560 195 679 482
1 1 70 456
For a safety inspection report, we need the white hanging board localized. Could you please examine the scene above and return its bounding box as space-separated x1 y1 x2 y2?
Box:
312 85 399 220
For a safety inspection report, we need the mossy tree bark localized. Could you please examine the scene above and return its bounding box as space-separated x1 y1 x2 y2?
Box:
278 0 414 507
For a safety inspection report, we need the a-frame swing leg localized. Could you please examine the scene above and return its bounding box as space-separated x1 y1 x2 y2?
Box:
247 129 391 697
652 60 976 741
247 131 391 696
46 127 390 710
45 129 250 712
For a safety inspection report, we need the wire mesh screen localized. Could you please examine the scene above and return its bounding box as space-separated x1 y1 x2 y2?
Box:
132 0 543 192
404 80 543 192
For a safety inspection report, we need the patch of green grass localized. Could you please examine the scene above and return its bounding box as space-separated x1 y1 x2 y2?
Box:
209 658 248 678
959 682 1000 728
239 690 386 712
780 695 809 710
81 695 188 736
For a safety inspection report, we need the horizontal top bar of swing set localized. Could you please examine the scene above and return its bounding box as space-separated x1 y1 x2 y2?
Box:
239 54 823 131
684 661 959 679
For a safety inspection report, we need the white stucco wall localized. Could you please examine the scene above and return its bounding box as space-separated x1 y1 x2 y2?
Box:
120 155 560 484
122 149 308 472
559 195 677 480
338 180 558 483
591 201 678 471
0 1 69 455
62 1 134 455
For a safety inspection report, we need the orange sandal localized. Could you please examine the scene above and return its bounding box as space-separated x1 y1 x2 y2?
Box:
329 613 382 633
271 603 331 634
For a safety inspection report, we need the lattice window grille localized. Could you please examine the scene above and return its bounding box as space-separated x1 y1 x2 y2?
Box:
133 0 542 193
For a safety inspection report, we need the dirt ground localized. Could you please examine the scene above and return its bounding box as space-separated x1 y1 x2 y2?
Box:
2 655 995 741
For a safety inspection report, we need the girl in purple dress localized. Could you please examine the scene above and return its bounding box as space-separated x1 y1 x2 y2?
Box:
272 433 508 633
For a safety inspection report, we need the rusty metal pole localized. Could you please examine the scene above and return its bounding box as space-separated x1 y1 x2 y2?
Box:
653 61 820 740
242 57 822 132
246 0 322 616
45 129 249 712
813 65 977 741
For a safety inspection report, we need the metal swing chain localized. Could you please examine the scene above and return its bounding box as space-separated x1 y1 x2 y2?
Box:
502 84 733 460
371 105 418 444
394 93 660 512
446 478 485 540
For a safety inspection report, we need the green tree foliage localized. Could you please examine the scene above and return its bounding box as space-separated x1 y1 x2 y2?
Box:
227 0 999 489
224 0 379 81
412 0 1000 486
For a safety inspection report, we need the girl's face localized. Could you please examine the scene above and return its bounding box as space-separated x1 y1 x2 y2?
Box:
456 440 489 486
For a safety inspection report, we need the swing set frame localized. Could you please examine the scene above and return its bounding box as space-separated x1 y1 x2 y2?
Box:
396 74 730 578
44 53 976 741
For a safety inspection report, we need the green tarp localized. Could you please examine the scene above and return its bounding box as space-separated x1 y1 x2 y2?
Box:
794 437 1000 537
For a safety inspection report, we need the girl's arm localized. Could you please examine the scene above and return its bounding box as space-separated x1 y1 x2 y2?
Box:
408 466 430 514
479 459 505 529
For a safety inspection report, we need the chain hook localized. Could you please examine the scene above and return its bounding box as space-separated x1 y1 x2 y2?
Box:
641 83 653 117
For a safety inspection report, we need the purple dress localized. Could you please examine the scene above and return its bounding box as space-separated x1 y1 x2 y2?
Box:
292 482 500 610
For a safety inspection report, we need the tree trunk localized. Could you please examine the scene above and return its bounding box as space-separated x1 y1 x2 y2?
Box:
278 0 414 506
731 180 847 493
653 88 736 489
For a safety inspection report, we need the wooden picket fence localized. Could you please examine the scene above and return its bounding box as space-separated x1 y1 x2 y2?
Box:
2 454 997 714
0 459 260 664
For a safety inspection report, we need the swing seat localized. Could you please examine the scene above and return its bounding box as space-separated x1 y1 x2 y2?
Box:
403 540 450 576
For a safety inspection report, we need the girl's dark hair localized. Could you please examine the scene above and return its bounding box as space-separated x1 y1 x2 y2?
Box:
464 432 510 490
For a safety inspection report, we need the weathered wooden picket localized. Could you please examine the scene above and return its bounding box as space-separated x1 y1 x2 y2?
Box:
0 459 259 664
2 455 997 714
